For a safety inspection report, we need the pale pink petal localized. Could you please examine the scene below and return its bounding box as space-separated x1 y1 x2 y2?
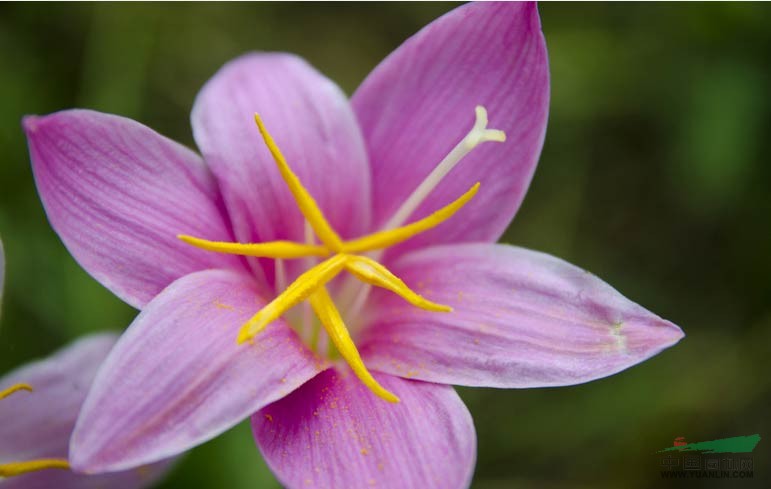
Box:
353 2 549 257
361 244 684 387
70 269 322 472
0 333 173 489
192 53 371 282
253 369 476 489
24 109 244 309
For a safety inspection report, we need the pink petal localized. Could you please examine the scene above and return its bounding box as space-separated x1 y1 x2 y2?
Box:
353 2 549 257
191 53 371 282
24 110 243 309
361 244 684 388
253 369 475 489
70 269 322 472
0 333 173 489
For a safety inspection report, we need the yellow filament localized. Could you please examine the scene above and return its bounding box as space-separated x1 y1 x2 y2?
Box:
345 255 452 313
237 254 349 343
0 458 70 477
0 383 32 400
173 112 499 401
178 235 329 259
343 182 480 254
310 287 399 403
254 113 344 251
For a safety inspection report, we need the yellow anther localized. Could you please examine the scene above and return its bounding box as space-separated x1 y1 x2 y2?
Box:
175 111 496 401
310 287 399 403
342 182 480 254
178 235 329 259
345 255 452 313
0 383 32 400
0 458 70 477
238 254 349 343
254 113 344 251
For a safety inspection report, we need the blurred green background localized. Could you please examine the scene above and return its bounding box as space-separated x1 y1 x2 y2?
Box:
1 2 769 488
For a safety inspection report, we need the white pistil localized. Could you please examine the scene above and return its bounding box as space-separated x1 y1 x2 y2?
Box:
381 105 505 231
275 259 287 294
343 106 505 326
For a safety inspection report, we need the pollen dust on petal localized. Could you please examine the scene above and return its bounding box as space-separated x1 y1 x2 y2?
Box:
213 299 235 311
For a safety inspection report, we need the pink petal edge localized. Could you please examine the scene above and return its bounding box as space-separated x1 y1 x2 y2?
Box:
353 2 549 258
191 52 372 286
24 109 243 309
361 243 684 388
0 333 174 489
70 269 323 472
253 369 476 489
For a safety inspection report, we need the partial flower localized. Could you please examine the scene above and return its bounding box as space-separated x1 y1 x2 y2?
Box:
22 3 683 488
0 334 173 488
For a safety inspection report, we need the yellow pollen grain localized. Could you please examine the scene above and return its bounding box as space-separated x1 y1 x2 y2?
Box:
214 300 234 310
264 413 273 423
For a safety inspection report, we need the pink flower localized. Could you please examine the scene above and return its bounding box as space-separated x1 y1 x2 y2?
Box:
22 3 682 488
0 332 173 488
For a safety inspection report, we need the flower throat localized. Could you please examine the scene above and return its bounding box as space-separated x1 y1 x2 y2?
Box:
179 106 505 403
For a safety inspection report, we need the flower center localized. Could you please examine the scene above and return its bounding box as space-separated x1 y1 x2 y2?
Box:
0 383 71 478
179 106 504 402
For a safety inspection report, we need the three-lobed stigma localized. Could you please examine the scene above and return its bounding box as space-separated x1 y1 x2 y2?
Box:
180 107 505 402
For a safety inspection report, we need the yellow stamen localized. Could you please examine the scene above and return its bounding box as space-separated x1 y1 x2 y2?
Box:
310 287 399 403
345 255 452 313
382 105 505 231
254 113 344 251
177 109 505 401
342 182 480 254
237 254 349 343
178 235 329 259
0 383 32 400
0 458 70 477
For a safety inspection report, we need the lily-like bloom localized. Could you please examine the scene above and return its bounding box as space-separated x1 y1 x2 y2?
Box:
23 3 683 488
0 332 173 488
